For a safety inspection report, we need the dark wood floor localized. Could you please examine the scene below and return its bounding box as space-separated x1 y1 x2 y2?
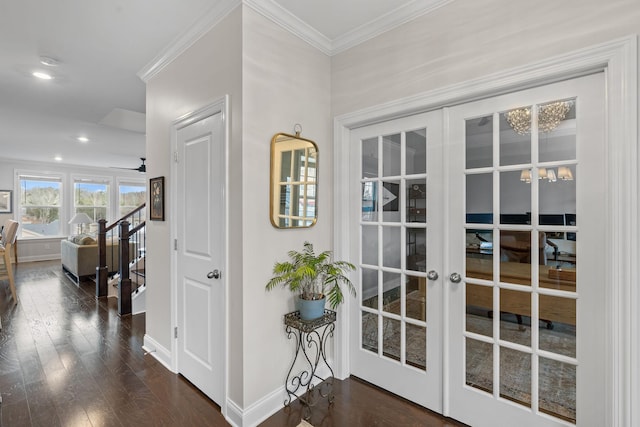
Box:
0 260 466 427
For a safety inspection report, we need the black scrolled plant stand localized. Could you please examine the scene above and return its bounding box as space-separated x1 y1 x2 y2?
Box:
283 309 336 420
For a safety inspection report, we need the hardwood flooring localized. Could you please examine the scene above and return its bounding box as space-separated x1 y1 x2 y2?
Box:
0 260 466 427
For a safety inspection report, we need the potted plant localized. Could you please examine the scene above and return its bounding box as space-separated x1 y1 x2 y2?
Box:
266 241 356 320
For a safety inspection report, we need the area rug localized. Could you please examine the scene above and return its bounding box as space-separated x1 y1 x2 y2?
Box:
361 296 576 422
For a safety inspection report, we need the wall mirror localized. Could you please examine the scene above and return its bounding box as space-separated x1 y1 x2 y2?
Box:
270 131 318 228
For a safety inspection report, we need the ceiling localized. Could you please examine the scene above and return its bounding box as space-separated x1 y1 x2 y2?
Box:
0 0 449 171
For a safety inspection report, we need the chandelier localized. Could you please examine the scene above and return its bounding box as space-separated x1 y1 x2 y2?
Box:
520 166 574 184
506 101 572 135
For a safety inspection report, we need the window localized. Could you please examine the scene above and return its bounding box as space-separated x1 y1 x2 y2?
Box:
74 179 109 222
19 175 63 238
119 182 146 218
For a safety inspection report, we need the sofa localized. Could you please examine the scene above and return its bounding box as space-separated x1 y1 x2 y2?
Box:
61 235 134 284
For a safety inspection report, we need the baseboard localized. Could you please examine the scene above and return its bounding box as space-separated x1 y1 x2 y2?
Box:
224 398 243 427
142 334 174 372
19 255 60 263
226 364 333 426
226 385 286 427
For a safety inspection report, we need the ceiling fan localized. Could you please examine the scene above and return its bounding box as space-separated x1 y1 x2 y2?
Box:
112 157 146 173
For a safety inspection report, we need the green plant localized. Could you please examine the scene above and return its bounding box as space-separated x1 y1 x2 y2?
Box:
266 241 356 309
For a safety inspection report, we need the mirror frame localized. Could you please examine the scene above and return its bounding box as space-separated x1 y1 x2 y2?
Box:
269 132 319 229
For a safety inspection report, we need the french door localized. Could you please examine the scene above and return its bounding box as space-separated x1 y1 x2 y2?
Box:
349 73 605 426
349 110 444 411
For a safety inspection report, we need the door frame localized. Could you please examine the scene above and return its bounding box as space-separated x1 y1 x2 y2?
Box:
169 95 230 415
333 36 637 424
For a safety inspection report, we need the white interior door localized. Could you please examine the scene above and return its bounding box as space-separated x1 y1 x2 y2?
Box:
175 104 226 405
347 73 606 426
349 111 444 411
447 73 606 426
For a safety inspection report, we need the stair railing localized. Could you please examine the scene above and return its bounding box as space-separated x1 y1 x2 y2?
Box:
96 203 146 316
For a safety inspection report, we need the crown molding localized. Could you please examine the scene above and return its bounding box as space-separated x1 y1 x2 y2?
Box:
138 0 241 82
138 0 454 81
244 0 333 55
331 0 453 55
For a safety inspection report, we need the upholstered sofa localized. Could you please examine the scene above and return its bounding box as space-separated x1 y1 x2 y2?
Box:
61 235 134 284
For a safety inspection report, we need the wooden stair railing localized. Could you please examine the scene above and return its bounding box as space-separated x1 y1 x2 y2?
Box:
96 203 146 316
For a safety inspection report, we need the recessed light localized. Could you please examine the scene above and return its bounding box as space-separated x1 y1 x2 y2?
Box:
54 156 63 161
39 56 59 67
33 71 53 80
77 136 89 143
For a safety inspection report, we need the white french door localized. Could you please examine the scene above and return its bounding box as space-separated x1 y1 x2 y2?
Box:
349 111 444 411
349 73 606 426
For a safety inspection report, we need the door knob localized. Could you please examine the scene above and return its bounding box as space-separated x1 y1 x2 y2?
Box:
207 269 221 279
449 272 462 283
427 270 439 281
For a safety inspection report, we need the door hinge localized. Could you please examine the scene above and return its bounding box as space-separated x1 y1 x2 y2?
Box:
174 327 178 338
174 239 178 250
174 151 179 162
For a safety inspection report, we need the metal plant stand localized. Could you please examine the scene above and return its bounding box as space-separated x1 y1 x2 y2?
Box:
283 310 336 420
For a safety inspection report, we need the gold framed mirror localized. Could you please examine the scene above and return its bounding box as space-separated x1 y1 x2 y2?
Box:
270 131 318 228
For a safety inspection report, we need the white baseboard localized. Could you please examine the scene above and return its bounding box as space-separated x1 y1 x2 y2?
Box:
20 255 60 263
142 334 175 372
226 385 286 427
224 398 243 427
225 364 333 426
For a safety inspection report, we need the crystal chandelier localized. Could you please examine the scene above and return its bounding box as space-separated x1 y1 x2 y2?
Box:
506 101 572 135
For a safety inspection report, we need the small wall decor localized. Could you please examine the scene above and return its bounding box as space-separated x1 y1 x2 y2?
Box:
0 190 12 213
150 177 165 221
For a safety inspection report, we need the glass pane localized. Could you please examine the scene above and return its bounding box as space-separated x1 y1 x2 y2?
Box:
406 179 426 223
361 268 378 309
466 115 493 169
542 234 577 289
539 357 576 423
382 317 401 362
466 284 493 337
382 227 401 269
539 295 576 358
406 228 426 272
280 150 292 181
466 229 493 279
499 231 532 285
361 225 378 266
382 181 401 222
362 138 378 178
539 164 575 226
501 106 531 166
466 173 492 221
466 338 493 394
499 289 530 347
382 271 401 315
362 182 377 222
382 133 401 177
406 323 426 370
406 129 426 175
538 99 576 163
500 171 531 222
406 275 425 322
466 228 493 255
499 347 531 408
362 311 378 354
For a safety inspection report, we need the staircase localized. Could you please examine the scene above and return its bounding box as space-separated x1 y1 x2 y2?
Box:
96 204 146 316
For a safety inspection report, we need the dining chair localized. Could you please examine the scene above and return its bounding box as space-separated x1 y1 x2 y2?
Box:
0 219 19 304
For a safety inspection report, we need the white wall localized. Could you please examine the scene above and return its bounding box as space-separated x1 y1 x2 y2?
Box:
242 5 332 408
144 6 244 404
331 0 640 117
